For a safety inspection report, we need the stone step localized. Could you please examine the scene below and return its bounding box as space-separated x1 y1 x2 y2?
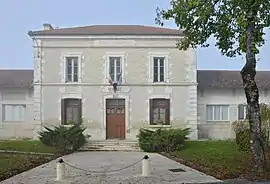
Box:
80 146 142 151
80 140 141 151
86 143 139 147
87 140 138 146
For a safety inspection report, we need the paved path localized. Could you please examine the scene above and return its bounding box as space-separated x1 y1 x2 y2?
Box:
0 151 222 184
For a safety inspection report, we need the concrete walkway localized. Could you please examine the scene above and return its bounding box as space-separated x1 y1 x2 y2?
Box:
0 151 222 184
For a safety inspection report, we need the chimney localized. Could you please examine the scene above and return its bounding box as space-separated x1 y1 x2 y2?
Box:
43 23 54 30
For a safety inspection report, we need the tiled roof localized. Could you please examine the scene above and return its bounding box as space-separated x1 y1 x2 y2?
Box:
1 69 270 89
28 25 183 36
0 70 33 88
197 70 270 89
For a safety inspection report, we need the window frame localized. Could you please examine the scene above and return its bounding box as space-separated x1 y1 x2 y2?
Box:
105 52 125 84
153 57 165 82
2 104 26 122
61 98 82 125
149 52 169 83
61 53 82 83
206 104 229 121
109 56 122 83
65 56 79 83
149 98 170 125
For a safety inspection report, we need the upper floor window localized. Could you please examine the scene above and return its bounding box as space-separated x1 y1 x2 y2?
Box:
109 57 122 83
66 57 79 83
153 57 165 82
238 104 247 120
206 105 229 121
149 53 169 83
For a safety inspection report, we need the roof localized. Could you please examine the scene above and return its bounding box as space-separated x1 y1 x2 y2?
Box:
0 70 33 88
28 25 183 36
197 70 270 89
1 69 270 89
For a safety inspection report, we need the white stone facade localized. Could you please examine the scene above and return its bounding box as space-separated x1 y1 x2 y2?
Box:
29 34 198 141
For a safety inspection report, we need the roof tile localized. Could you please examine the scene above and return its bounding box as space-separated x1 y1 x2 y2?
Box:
197 70 270 89
0 70 33 88
29 25 183 36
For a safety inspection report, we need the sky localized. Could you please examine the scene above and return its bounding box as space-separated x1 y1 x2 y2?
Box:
0 0 269 70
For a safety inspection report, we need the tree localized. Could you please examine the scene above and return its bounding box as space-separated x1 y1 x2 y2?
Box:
156 0 270 171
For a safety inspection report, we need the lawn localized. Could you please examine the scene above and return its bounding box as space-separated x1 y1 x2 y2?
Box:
163 140 270 181
0 140 57 181
0 140 56 153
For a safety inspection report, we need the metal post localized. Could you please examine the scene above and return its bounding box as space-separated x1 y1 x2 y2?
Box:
56 159 65 181
142 155 150 176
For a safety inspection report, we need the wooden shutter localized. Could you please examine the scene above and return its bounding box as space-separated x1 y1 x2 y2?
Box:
149 99 153 124
165 99 170 125
78 99 82 124
61 99 66 125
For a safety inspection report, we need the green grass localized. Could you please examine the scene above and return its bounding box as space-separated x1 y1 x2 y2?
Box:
0 140 56 153
167 140 270 180
0 140 57 181
0 153 54 181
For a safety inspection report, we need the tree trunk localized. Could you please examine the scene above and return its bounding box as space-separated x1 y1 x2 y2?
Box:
240 10 266 172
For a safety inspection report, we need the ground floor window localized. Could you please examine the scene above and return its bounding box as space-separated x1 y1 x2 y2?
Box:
61 98 82 125
206 105 229 121
3 104 26 121
149 98 170 125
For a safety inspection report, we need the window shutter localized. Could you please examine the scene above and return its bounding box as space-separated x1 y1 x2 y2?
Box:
165 99 170 124
238 105 242 120
238 105 240 120
149 99 153 124
61 99 66 125
78 99 82 124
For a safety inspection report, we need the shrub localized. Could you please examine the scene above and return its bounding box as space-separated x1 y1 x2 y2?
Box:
137 128 190 152
38 125 88 154
232 120 268 151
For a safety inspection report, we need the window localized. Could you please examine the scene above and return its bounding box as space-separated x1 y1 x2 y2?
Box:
153 57 165 82
149 99 170 125
61 99 82 125
206 105 229 121
65 57 79 82
3 104 26 121
109 57 122 83
238 104 247 120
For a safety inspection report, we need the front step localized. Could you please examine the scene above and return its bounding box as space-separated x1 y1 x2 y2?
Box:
80 140 142 151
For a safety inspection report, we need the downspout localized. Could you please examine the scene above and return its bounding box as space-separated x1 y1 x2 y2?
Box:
28 31 43 131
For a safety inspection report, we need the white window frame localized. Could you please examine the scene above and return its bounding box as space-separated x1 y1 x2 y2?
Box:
2 104 26 122
238 104 247 120
206 105 229 121
61 53 82 83
149 52 169 83
105 52 125 84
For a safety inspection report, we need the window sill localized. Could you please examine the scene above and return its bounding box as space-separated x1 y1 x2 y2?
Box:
63 82 81 85
61 124 82 127
61 125 73 127
238 119 248 121
148 125 172 128
2 121 25 123
205 120 230 124
151 82 169 85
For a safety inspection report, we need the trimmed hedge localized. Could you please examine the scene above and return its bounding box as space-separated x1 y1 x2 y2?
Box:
233 120 268 151
137 128 190 152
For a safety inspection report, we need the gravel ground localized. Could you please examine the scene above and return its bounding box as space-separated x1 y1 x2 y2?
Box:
0 151 222 184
